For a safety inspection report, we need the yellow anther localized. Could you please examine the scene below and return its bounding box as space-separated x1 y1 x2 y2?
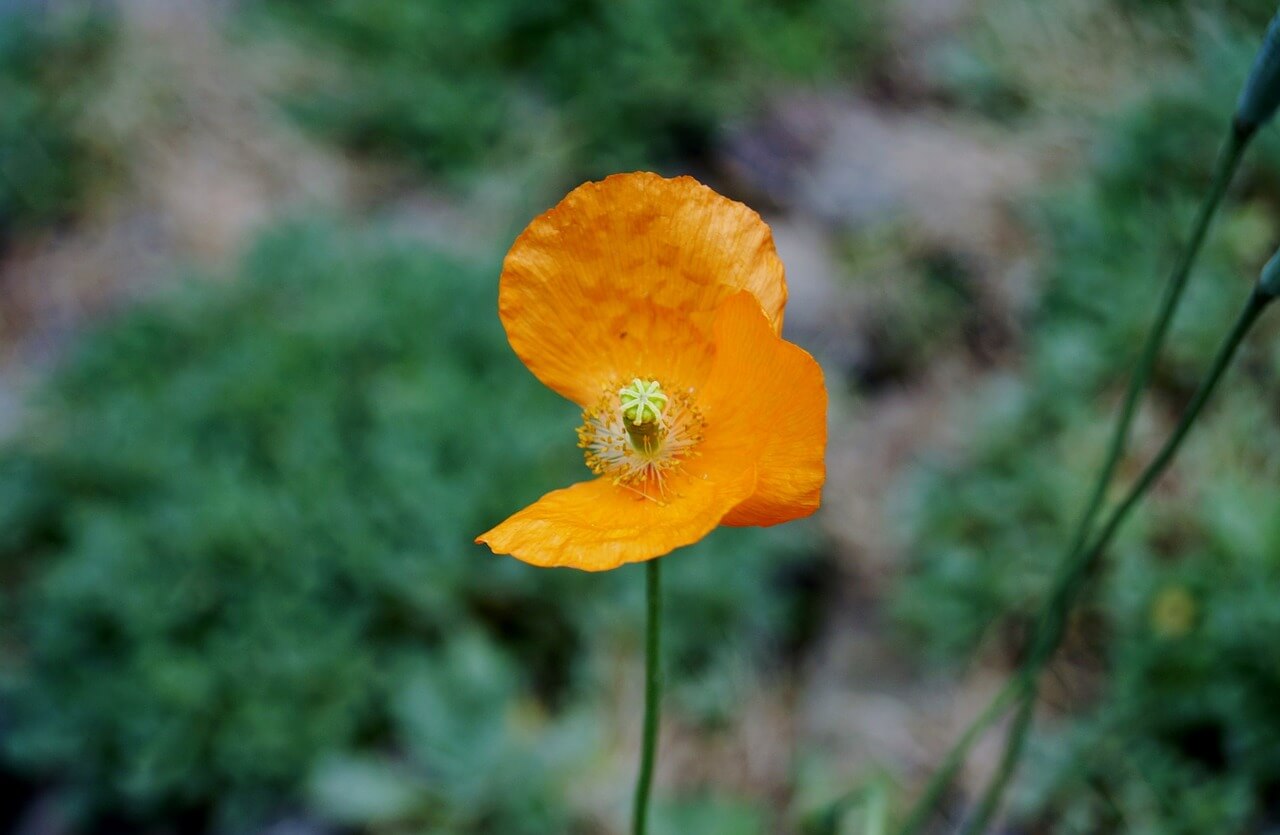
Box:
577 383 704 500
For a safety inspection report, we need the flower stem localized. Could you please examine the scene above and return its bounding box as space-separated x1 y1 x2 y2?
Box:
960 286 1274 835
894 121 1251 835
632 559 663 835
1062 122 1248 556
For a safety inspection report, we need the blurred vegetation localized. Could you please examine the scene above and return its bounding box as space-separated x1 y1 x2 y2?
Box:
928 0 1280 126
0 222 820 832
0 3 115 240
1114 0 1277 27
7 0 1280 831
891 14 1280 834
241 0 883 182
835 230 995 391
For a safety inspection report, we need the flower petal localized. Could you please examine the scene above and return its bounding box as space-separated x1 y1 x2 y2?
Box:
500 172 788 405
699 292 827 527
476 464 757 571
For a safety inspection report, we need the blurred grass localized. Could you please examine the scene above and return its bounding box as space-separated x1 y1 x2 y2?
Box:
238 0 884 184
0 3 115 240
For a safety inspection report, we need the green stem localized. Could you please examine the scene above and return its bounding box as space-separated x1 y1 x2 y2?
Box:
895 121 1251 835
893 676 1023 835
1078 289 1271 590
960 287 1274 834
959 683 1036 835
632 559 663 835
1059 122 1248 584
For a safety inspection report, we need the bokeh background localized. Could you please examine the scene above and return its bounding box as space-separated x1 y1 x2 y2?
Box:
2 0 1280 833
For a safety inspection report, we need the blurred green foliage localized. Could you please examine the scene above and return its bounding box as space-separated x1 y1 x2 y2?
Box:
242 0 882 181
0 222 819 832
929 0 1280 126
891 18 1280 834
306 634 593 834
1113 0 1277 28
837 231 994 390
0 4 114 238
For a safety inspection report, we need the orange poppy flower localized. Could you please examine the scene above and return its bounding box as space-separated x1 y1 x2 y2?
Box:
476 172 827 571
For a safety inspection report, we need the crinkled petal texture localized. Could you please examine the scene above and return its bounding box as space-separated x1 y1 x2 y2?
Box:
499 172 787 405
478 292 826 571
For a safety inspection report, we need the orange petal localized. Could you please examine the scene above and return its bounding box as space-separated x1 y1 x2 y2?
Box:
500 172 788 406
476 464 757 571
699 292 827 527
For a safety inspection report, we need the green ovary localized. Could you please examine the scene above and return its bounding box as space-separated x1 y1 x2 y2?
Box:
619 378 667 454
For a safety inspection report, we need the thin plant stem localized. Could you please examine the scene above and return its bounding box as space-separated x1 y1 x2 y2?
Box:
632 559 663 835
1067 288 1271 604
894 121 1251 835
893 676 1023 835
1062 123 1249 561
959 685 1036 835
960 287 1274 834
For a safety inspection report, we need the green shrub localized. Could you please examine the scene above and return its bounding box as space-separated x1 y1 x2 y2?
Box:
890 20 1280 832
0 4 115 238
242 0 882 181
0 221 820 832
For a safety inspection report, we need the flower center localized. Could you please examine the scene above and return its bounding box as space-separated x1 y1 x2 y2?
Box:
620 377 667 453
578 377 704 501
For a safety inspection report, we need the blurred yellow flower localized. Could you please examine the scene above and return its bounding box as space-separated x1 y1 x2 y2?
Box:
1151 585 1197 639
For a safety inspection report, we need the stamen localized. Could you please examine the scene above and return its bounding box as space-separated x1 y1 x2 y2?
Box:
578 378 704 502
